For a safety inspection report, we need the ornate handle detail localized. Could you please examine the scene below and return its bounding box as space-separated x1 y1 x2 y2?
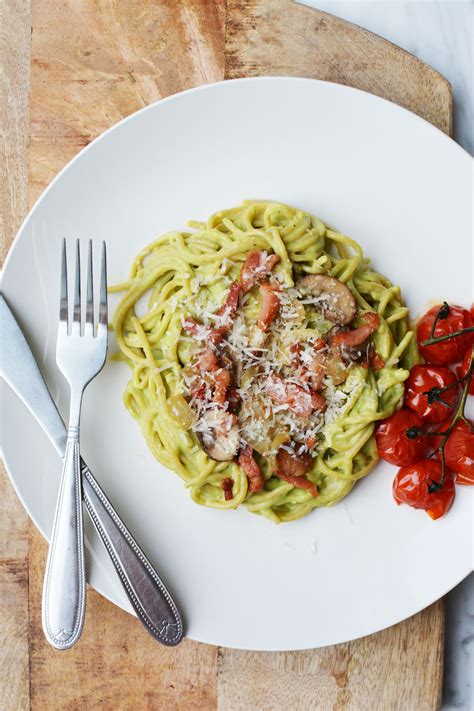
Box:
81 461 184 646
42 436 86 649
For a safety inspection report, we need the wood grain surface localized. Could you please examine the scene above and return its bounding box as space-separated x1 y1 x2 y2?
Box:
226 0 452 135
0 2 31 710
1 2 450 709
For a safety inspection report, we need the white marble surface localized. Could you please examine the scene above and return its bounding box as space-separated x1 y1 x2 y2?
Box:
300 2 473 709
302 0 473 154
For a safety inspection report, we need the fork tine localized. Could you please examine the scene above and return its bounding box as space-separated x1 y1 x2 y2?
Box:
73 239 81 327
99 241 107 326
60 239 68 327
86 240 94 328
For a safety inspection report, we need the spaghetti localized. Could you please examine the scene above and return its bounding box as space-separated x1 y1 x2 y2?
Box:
112 201 417 522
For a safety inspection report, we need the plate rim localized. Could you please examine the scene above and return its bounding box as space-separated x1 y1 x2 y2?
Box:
1 75 472 650
2 75 471 278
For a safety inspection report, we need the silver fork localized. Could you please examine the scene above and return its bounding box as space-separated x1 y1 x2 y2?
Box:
42 239 107 649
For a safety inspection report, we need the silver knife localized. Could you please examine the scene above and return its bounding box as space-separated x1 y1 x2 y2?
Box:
0 294 184 646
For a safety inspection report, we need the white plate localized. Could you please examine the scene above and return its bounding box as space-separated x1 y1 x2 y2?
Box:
1 78 472 651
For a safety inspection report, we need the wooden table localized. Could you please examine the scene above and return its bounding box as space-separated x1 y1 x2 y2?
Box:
1 2 450 709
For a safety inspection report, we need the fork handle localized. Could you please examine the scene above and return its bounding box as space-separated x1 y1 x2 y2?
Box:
42 434 86 649
80 461 184 646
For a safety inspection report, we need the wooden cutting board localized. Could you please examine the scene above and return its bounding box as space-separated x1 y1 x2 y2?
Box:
1 1 451 709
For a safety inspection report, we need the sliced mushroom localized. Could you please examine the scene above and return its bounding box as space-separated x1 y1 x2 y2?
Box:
196 411 240 461
297 274 357 326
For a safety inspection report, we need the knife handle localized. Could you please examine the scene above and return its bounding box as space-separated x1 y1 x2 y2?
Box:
80 461 184 646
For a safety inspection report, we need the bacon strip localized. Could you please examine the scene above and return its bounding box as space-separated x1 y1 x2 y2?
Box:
290 339 327 391
311 390 327 412
216 412 239 437
197 346 219 373
330 312 380 348
370 352 385 370
190 378 207 401
183 317 201 336
217 281 241 325
213 367 231 405
257 283 280 332
274 471 318 497
221 477 234 501
183 317 225 346
360 345 386 370
313 338 326 352
266 373 325 418
184 283 240 345
238 445 264 493
290 342 302 367
309 353 326 391
240 251 280 293
185 284 242 414
276 448 312 477
227 386 241 412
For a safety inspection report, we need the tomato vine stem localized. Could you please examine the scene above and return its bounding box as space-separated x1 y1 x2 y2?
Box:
427 350 473 493
428 301 450 340
421 326 474 347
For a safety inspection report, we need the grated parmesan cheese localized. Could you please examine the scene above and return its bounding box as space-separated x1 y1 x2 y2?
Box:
182 279 357 460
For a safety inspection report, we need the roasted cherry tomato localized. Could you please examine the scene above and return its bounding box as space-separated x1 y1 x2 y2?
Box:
435 419 474 485
393 460 455 520
375 409 431 466
417 304 473 366
404 364 459 424
457 346 474 395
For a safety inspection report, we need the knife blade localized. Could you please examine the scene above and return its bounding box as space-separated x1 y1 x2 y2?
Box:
0 294 184 646
0 295 67 457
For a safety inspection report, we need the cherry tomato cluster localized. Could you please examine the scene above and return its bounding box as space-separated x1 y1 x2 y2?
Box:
375 303 474 520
